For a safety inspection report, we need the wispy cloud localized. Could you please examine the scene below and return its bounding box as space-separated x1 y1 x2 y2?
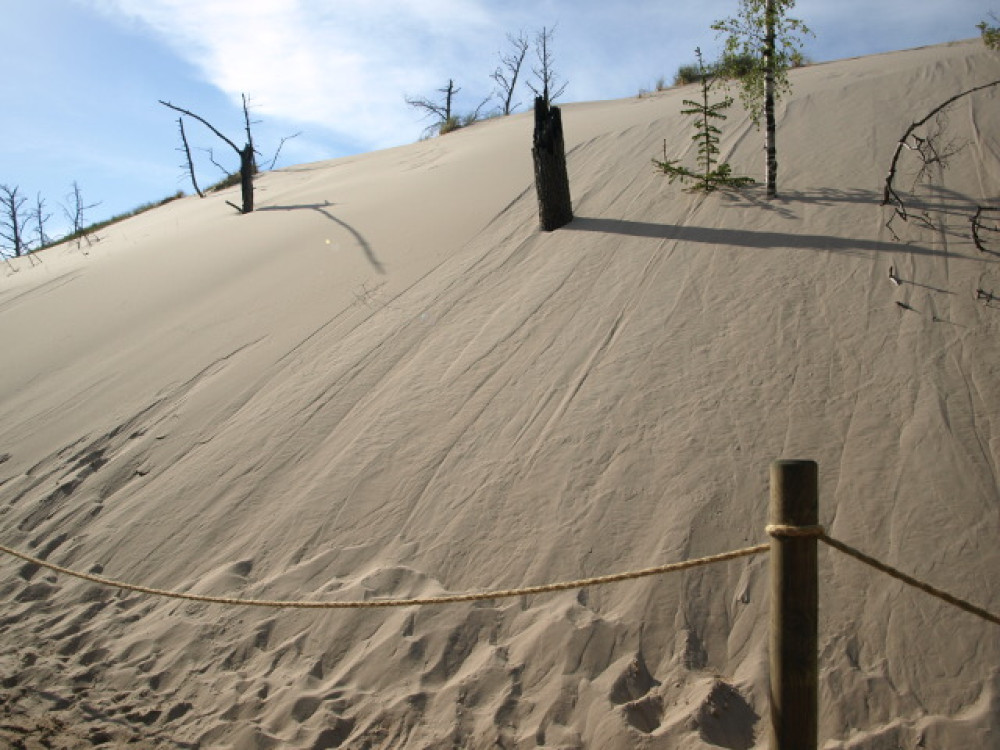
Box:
75 0 997 156
87 0 507 150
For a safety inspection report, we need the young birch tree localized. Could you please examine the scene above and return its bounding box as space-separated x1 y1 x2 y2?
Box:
713 0 812 199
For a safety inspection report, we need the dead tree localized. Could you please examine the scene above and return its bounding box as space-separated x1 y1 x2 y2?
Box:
406 80 460 135
882 78 1000 220
532 96 573 231
0 184 31 257
31 192 51 250
62 181 101 248
241 93 260 175
527 26 568 106
160 99 256 214
492 31 530 115
176 117 204 198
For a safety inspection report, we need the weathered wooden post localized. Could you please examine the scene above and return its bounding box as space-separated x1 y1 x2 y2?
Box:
532 96 573 231
769 459 818 750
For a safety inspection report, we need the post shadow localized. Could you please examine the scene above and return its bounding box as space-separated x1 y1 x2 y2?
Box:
565 216 973 260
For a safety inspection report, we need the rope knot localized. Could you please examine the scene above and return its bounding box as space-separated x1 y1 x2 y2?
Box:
765 523 826 539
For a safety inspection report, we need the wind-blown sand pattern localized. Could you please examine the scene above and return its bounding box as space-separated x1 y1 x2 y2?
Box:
1 39 998 748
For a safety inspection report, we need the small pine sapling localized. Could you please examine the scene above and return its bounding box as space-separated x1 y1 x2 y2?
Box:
653 48 754 192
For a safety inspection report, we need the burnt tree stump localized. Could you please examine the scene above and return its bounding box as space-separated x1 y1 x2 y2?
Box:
239 145 255 214
532 96 573 231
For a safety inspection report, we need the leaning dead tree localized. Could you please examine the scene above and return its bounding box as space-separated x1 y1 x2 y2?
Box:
160 98 256 214
881 78 1000 239
176 117 204 198
492 31 530 115
882 79 1000 213
532 96 573 231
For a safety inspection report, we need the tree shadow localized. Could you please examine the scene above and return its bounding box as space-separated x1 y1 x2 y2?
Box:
565 216 964 259
717 185 882 216
259 201 385 274
882 183 1000 247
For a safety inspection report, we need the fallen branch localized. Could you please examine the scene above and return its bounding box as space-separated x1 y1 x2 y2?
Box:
882 79 1000 211
971 205 1000 254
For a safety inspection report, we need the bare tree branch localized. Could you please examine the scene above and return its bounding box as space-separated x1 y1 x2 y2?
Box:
267 131 302 171
406 80 461 135
242 93 260 173
159 99 241 154
30 192 51 250
177 117 204 198
492 31 530 115
406 80 459 122
972 206 1000 254
61 181 101 249
882 79 1000 212
202 147 232 178
527 26 567 105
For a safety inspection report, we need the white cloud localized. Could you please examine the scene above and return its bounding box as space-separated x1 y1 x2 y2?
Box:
81 0 992 155
86 0 505 150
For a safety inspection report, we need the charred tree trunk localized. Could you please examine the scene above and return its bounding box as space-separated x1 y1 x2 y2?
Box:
239 145 255 214
532 96 572 231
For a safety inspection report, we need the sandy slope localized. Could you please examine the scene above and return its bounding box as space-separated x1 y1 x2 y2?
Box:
1 39 998 749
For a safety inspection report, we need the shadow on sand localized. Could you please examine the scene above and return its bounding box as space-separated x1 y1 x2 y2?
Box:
565 216 969 260
259 201 385 274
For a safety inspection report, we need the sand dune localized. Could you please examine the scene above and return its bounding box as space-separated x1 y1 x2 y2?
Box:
1 39 998 748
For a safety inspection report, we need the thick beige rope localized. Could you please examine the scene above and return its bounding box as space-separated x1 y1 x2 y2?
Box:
0 542 769 609
818 533 1000 626
765 524 825 538
766 524 1000 626
5 525 995 623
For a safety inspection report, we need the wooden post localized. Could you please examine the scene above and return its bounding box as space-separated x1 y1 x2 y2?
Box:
532 96 573 231
769 459 818 750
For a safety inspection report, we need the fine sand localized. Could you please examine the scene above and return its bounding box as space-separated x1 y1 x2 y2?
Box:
1 39 998 749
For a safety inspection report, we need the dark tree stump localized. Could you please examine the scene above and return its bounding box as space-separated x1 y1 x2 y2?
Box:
532 97 573 231
239 145 255 214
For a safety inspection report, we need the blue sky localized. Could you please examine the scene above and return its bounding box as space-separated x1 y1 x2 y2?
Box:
1 1 994 241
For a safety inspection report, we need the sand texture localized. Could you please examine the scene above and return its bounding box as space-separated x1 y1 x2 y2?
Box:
1 39 999 748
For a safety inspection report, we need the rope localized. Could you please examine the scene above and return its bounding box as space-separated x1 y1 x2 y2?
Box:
817 534 1000 627
4 525 996 623
765 524 1000 627
765 523 825 538
0 541 769 610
